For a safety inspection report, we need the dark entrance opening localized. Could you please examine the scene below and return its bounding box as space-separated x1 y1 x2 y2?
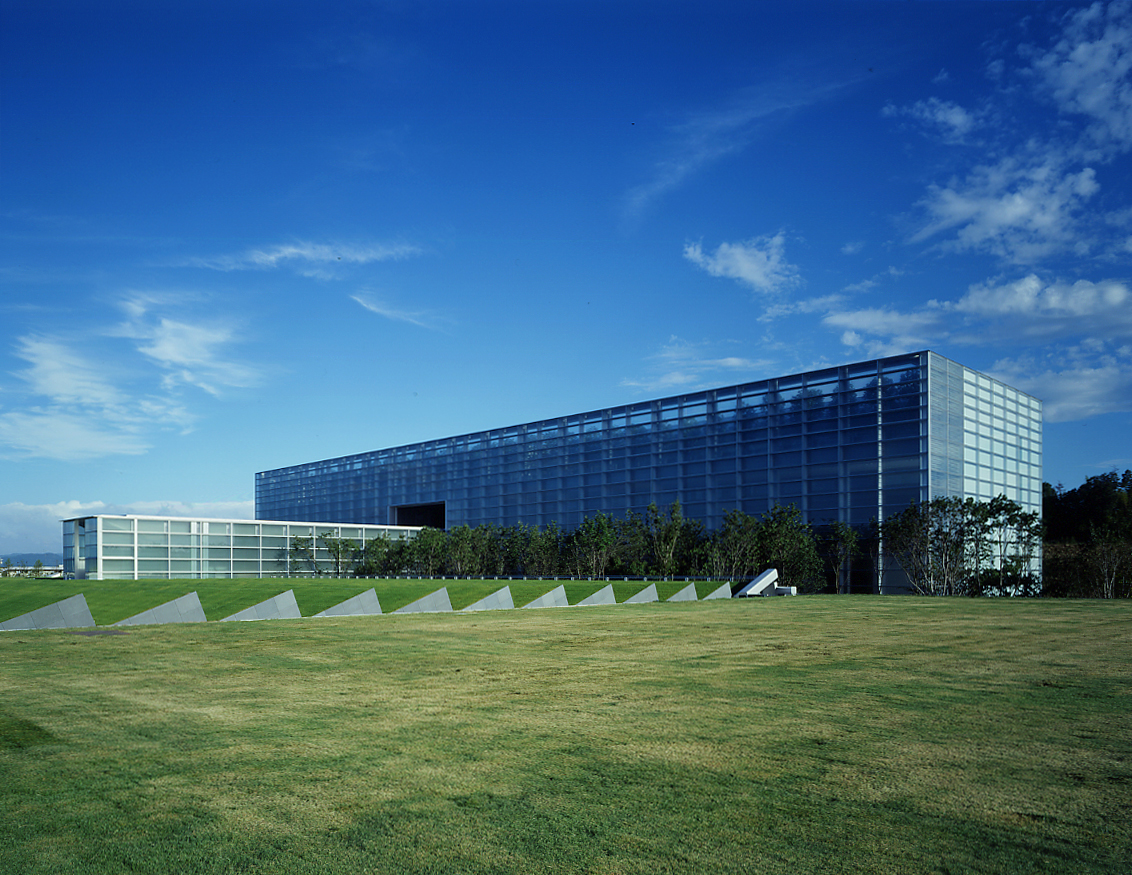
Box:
393 502 446 529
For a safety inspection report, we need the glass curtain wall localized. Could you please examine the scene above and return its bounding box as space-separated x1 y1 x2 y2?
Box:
257 352 961 533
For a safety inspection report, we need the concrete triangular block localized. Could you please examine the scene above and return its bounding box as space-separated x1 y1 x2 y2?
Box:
1 594 95 631
114 592 207 626
736 568 779 598
625 583 658 604
394 587 452 613
522 585 569 609
703 581 733 600
461 586 514 612
667 582 698 602
314 588 383 617
221 590 302 622
576 584 615 606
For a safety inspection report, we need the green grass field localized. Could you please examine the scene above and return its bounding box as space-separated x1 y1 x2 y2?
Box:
2 593 1129 874
0 578 715 625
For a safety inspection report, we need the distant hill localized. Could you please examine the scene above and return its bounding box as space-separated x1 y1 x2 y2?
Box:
2 553 63 566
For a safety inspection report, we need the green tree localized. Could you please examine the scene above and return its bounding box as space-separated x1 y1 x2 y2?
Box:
288 536 319 576
883 498 974 596
318 534 359 577
447 524 489 577
706 509 761 581
356 535 391 576
757 504 823 592
641 501 704 578
823 521 859 595
410 527 447 577
883 495 1041 596
1043 470 1131 598
570 512 619 577
526 523 564 578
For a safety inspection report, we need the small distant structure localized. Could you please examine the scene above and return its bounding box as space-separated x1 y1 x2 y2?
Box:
734 569 794 597
0 562 64 579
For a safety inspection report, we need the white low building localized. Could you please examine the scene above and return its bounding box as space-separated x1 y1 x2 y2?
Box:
62 515 420 580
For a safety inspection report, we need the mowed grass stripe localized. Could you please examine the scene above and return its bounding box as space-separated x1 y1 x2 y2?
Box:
1 598 1129 874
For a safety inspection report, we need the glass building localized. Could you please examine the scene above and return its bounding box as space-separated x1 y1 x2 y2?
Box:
62 515 419 580
256 351 1043 553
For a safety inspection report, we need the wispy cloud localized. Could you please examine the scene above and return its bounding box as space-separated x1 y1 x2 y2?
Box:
684 232 801 296
759 294 845 323
621 336 773 393
0 293 262 461
623 79 849 222
0 335 196 461
989 342 1132 422
350 292 439 329
883 97 982 144
910 152 1100 263
185 240 422 278
0 409 153 462
13 336 126 407
111 295 264 395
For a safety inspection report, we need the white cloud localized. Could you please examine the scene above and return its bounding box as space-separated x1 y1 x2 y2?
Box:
684 233 801 296
623 78 850 221
186 240 422 276
1025 0 1132 154
759 294 845 322
622 336 773 393
823 273 1132 351
0 499 255 554
954 274 1131 330
12 336 125 407
0 409 151 461
111 296 264 395
813 267 1132 420
894 4 1132 265
350 293 436 329
990 343 1132 421
883 97 980 143
821 307 942 358
1 337 186 460
0 294 258 460
911 154 1099 263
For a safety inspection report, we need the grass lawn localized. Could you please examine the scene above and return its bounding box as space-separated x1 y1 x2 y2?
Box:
1 596 1129 874
0 578 716 625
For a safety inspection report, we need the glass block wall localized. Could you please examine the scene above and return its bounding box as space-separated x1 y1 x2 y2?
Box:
258 351 1041 540
62 515 419 580
926 352 1043 516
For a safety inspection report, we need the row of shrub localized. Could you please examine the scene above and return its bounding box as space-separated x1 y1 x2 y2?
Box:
292 502 832 591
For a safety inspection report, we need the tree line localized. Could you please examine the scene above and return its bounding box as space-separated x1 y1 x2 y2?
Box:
288 502 829 590
1042 470 1132 598
286 471 1132 598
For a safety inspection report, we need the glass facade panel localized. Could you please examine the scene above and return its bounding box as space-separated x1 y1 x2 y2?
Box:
255 352 1040 564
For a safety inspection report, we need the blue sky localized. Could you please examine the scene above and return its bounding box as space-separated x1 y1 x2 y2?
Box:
2 0 1131 553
